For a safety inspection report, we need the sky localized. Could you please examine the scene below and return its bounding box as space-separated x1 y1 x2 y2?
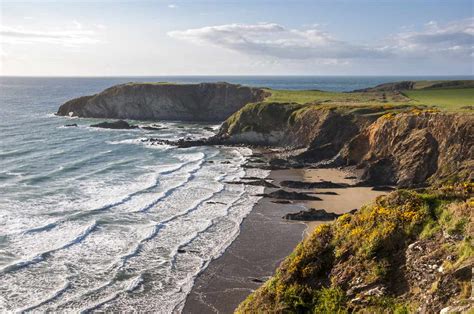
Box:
0 0 473 76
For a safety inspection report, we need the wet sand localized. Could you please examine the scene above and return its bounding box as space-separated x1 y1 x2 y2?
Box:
182 168 387 313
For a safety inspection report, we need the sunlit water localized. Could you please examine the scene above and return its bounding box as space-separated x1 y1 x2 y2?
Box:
0 75 470 312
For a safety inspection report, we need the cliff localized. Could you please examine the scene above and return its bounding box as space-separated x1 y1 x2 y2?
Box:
57 82 266 122
218 104 473 187
237 183 473 313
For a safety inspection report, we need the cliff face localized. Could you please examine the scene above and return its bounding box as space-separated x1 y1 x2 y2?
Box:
218 104 473 187
341 112 473 187
57 82 266 122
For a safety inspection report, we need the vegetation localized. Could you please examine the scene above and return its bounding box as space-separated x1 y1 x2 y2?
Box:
260 80 474 112
403 88 474 111
263 89 411 106
236 183 473 313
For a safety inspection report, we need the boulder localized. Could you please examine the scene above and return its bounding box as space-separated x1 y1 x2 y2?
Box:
283 208 340 221
258 189 322 200
90 120 137 129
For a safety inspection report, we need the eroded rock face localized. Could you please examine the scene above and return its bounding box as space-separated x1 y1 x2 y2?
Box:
57 82 266 122
341 112 474 187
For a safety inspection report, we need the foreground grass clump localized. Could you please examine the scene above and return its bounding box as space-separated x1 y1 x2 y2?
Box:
236 183 473 313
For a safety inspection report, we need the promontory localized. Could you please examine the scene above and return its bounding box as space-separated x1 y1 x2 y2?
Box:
57 82 266 122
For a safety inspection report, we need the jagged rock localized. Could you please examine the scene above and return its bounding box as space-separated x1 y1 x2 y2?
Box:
57 82 266 122
64 123 78 127
280 180 349 189
143 136 223 148
226 179 279 188
283 208 340 221
90 120 138 129
258 189 322 200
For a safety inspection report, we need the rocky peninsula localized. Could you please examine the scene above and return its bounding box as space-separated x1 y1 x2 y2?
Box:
57 82 266 121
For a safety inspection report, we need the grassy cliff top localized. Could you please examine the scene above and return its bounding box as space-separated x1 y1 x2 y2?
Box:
262 80 474 112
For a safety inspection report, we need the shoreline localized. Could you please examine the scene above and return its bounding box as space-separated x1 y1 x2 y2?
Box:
182 165 387 313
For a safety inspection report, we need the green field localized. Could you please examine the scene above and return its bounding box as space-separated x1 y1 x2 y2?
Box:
263 89 411 106
403 88 474 111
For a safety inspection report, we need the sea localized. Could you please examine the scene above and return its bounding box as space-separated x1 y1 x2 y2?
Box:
0 75 470 312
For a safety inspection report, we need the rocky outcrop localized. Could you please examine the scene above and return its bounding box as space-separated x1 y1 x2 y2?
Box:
57 82 266 122
258 189 322 201
340 112 474 187
90 120 137 129
283 208 342 221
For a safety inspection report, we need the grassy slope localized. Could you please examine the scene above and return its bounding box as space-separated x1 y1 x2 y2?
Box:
237 183 473 313
403 88 474 111
260 80 474 112
263 89 411 106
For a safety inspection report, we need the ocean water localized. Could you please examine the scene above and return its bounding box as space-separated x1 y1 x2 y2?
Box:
0 75 470 312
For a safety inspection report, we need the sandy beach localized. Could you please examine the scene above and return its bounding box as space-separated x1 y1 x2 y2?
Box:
182 167 387 313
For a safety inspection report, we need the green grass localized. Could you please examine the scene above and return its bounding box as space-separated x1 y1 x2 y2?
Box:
263 89 411 105
403 88 474 111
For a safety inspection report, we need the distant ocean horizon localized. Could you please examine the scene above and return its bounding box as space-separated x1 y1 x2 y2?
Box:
1 75 473 92
0 75 471 312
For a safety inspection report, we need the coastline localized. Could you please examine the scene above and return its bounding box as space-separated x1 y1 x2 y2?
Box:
182 166 387 313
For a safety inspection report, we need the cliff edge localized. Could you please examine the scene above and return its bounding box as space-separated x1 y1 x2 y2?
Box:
57 82 266 122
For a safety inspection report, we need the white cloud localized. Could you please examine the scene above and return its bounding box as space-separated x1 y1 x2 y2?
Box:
392 18 473 58
168 4 177 9
0 25 101 47
168 23 388 60
168 19 473 61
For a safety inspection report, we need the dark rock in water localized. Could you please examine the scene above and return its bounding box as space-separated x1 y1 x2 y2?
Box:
141 124 167 130
271 200 292 204
250 278 264 283
280 180 350 189
64 123 78 127
177 249 186 253
283 208 340 221
227 179 279 188
206 201 226 205
203 127 215 131
258 189 322 200
221 161 231 164
371 186 396 191
90 120 137 129
241 176 266 181
143 136 223 148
